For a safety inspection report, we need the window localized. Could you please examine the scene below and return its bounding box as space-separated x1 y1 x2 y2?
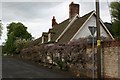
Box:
48 33 51 42
42 36 44 43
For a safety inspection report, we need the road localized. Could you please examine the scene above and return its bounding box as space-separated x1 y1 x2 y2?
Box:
0 56 2 79
2 56 73 78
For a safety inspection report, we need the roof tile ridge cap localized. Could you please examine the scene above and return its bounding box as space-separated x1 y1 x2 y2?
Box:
58 18 69 24
70 11 95 41
56 14 79 42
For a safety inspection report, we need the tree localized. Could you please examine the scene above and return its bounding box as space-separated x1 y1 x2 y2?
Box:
0 20 3 38
5 22 32 54
7 22 32 40
15 39 32 54
5 32 16 54
110 2 120 39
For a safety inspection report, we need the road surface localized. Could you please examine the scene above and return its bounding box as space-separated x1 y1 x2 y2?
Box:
2 56 73 78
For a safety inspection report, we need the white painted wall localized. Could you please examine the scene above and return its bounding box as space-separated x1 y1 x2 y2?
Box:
73 15 110 40
48 33 51 42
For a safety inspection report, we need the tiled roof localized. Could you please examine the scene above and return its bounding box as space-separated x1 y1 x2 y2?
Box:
58 11 94 43
25 10 114 47
42 32 48 36
50 19 70 42
28 11 95 46
26 37 42 47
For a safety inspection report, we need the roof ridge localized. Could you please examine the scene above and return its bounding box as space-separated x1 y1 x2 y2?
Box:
58 11 94 43
56 14 79 42
60 18 69 24
81 10 95 18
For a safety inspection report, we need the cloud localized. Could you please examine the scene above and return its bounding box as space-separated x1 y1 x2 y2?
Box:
2 2 62 22
2 0 118 2
2 0 66 2
2 1 112 24
80 1 112 22
0 2 2 19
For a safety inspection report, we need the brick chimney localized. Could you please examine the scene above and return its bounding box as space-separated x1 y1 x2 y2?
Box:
69 2 79 20
52 16 58 27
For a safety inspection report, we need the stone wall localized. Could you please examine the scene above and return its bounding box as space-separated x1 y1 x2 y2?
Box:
86 40 120 78
20 39 120 78
102 47 119 78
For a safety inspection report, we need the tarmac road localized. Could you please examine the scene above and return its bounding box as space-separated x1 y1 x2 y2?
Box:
2 56 73 78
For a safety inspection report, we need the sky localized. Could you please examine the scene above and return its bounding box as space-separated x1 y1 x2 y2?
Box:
0 0 119 45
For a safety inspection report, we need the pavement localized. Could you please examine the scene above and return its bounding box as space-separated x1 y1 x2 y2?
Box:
2 56 74 78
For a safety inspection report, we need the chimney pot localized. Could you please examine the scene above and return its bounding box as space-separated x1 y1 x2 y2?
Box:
52 16 58 27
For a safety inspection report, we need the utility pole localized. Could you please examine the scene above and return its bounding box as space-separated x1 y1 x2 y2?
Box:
96 0 101 79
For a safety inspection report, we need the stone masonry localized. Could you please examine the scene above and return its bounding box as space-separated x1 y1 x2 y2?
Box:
86 40 120 78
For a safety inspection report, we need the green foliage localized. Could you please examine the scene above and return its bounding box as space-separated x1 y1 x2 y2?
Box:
5 32 16 54
0 20 3 37
112 20 120 38
7 22 32 39
15 39 32 54
5 22 32 54
55 58 64 70
110 2 120 39
110 2 120 21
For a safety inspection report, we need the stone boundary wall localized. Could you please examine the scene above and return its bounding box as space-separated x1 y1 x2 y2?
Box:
20 40 120 78
86 40 120 78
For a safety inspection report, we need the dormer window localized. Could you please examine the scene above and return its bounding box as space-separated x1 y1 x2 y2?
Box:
42 36 44 43
48 33 51 42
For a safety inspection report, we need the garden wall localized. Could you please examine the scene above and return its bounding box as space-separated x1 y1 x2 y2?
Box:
86 40 120 78
20 40 120 78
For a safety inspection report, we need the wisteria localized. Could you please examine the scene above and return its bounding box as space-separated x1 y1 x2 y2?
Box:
20 38 95 77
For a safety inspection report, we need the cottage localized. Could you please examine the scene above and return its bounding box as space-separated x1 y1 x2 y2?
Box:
32 2 114 45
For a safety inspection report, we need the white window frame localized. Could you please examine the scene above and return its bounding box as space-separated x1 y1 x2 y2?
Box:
42 36 44 43
48 33 51 42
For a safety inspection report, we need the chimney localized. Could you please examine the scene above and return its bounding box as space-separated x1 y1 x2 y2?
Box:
52 16 58 27
69 2 79 20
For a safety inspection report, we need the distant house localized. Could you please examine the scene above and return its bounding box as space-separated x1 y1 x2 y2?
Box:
31 2 114 46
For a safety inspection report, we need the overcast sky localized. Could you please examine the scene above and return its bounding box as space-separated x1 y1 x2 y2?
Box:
0 0 119 45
